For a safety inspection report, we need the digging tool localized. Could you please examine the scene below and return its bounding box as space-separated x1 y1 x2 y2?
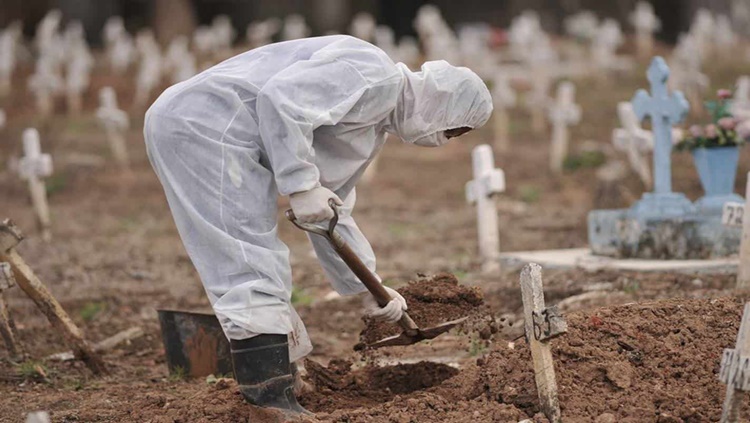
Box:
286 200 467 349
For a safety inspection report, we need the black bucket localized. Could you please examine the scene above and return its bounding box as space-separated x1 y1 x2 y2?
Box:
157 309 232 378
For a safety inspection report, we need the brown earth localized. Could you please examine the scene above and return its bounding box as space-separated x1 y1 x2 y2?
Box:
2 38 750 423
358 273 493 347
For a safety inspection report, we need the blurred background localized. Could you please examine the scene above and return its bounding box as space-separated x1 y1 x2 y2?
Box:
0 0 746 46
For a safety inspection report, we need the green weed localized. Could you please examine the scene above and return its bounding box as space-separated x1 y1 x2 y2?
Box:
79 301 105 322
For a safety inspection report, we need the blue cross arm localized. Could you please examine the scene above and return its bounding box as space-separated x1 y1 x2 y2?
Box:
631 89 652 122
667 91 690 125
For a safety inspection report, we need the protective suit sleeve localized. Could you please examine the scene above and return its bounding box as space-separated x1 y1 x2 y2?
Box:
256 58 375 196
307 189 375 295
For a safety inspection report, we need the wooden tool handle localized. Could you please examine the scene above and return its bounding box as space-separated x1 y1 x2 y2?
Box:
285 208 419 333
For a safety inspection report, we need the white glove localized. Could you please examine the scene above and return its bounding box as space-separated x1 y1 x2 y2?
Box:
289 186 343 223
362 286 408 323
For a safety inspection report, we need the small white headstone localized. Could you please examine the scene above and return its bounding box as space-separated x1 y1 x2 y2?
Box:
282 14 310 41
19 128 53 240
630 1 661 58
350 12 376 42
25 411 51 423
465 144 505 273
548 81 581 173
97 87 130 168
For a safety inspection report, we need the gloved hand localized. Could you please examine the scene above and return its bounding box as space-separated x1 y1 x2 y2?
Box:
362 286 408 323
289 186 343 223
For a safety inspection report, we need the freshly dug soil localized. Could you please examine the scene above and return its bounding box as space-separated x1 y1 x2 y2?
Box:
358 273 493 347
301 359 460 413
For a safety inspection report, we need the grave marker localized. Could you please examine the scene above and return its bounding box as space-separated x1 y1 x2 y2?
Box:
491 75 516 152
465 145 505 273
0 262 21 359
613 102 653 188
548 81 581 173
18 129 53 240
630 1 660 59
719 302 750 422
96 87 130 168
519 263 566 423
630 57 692 217
738 173 750 289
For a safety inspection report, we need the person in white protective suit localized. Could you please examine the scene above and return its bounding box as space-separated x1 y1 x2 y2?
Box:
144 35 492 414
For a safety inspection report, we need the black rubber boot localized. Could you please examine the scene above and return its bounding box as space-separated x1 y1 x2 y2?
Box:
230 334 311 415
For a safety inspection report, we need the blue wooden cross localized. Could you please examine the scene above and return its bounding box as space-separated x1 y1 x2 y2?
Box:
632 57 689 195
626 56 695 219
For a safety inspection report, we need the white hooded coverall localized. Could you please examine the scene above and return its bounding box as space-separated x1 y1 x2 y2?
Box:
144 35 493 361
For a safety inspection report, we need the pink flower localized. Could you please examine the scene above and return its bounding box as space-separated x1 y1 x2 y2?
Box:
705 124 718 138
718 89 732 100
718 117 737 130
689 124 704 137
737 120 750 140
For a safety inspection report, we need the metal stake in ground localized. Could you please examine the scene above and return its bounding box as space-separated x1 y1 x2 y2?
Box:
719 302 750 422
520 263 567 423
18 129 53 241
465 145 505 274
0 219 107 374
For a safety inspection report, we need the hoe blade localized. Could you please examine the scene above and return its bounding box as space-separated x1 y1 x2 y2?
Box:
367 316 468 349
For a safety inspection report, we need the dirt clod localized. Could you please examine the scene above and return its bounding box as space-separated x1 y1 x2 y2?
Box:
358 273 491 347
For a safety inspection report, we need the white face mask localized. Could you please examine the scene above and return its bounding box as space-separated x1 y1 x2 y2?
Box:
411 131 449 147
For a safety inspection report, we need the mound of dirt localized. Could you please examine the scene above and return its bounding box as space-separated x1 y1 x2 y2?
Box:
301 359 460 413
358 273 495 347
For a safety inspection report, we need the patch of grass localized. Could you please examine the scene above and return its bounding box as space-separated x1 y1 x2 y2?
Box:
563 150 606 172
291 287 314 307
518 185 541 203
387 223 410 238
452 269 468 281
623 280 640 294
65 379 85 391
17 360 48 380
168 365 188 382
79 301 105 322
468 337 488 357
45 174 67 196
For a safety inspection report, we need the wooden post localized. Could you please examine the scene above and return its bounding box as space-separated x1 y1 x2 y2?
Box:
548 82 581 174
0 262 22 359
18 129 53 241
0 219 107 375
465 145 505 274
520 263 566 423
738 173 750 289
719 302 750 422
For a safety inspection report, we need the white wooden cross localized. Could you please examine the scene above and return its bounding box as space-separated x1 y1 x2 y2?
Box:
350 12 376 42
96 87 130 169
548 81 581 173
719 302 750 422
520 263 566 423
282 14 310 41
630 1 661 59
592 19 624 75
525 53 553 135
65 44 93 115
465 144 505 273
613 102 654 188
0 24 20 96
714 15 737 59
109 33 134 75
491 74 517 152
732 76 750 121
736 172 750 289
18 129 53 241
246 19 281 49
27 56 62 118
134 37 162 109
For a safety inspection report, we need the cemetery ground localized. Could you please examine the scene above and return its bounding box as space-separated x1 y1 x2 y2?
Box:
2 55 750 422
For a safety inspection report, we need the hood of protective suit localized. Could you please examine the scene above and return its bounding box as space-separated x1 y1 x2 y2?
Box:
390 60 493 147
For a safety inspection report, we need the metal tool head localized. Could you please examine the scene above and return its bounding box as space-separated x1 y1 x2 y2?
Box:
363 316 468 349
